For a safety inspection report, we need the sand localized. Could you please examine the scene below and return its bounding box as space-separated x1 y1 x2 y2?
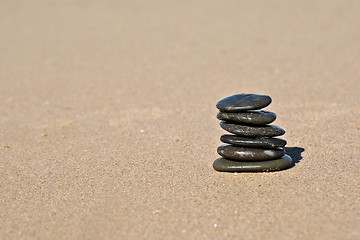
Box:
1 0 359 239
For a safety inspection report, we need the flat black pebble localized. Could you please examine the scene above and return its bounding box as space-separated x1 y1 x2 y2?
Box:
216 94 272 112
220 121 285 137
220 134 287 149
213 154 293 172
217 145 285 161
217 110 276 125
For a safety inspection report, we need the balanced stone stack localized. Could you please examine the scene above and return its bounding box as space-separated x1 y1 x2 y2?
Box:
213 94 292 172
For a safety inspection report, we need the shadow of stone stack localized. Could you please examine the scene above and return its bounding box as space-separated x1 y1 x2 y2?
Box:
213 94 292 172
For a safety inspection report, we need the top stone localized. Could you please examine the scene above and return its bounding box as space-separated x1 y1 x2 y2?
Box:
216 94 272 112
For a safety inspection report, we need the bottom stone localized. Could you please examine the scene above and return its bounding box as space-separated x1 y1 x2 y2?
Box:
213 154 292 172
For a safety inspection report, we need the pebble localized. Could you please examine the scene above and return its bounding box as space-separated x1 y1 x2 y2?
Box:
213 155 293 172
220 134 287 148
217 145 285 161
217 110 276 125
220 121 285 137
216 94 272 112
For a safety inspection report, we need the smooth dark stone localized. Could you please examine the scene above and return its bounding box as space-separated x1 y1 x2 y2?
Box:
216 94 272 112
220 134 287 149
220 121 285 137
217 145 285 161
217 110 276 125
213 154 293 172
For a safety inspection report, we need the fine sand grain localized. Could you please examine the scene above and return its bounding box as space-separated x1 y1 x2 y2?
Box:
0 0 359 239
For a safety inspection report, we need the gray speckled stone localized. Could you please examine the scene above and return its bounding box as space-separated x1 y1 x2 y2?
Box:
216 94 272 112
220 121 285 137
220 134 287 149
217 145 285 161
217 110 276 125
213 154 293 172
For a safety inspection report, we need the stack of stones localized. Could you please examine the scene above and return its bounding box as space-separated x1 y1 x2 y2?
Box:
213 93 292 172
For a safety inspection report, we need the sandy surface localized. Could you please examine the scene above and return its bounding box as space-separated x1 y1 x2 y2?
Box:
1 0 359 239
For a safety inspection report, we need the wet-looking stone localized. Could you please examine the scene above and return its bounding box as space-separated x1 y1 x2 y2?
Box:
216 93 272 112
220 121 285 137
217 110 276 125
217 145 285 161
213 155 292 172
220 135 287 149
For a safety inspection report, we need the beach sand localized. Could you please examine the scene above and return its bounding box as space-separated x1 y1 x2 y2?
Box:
1 0 359 239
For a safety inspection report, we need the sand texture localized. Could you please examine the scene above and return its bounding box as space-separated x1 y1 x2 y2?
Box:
1 0 359 239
